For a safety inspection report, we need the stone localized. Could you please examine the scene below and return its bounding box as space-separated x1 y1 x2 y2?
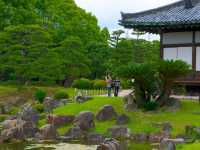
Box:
86 133 105 144
123 93 137 111
130 133 149 141
1 119 38 141
166 98 180 111
160 139 176 150
18 104 39 124
47 114 75 127
97 138 121 150
116 114 129 125
65 126 86 140
1 119 18 130
75 95 93 103
74 111 95 131
38 124 58 140
96 105 117 121
107 126 129 139
149 132 169 142
43 97 60 113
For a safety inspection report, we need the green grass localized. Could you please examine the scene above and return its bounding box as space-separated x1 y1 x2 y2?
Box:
177 142 200 150
53 97 200 136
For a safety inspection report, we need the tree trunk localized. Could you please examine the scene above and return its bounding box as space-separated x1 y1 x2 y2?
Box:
157 82 172 107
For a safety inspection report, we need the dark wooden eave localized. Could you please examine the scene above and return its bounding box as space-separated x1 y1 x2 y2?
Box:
120 0 200 34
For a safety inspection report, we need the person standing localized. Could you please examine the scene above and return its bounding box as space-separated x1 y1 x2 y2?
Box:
113 78 120 97
105 74 112 97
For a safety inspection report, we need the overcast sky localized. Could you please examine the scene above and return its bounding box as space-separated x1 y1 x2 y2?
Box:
74 0 179 39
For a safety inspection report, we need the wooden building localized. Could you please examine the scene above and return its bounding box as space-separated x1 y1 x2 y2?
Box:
120 0 200 90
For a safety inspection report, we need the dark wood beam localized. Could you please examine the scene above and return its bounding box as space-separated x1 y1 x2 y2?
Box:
192 31 196 70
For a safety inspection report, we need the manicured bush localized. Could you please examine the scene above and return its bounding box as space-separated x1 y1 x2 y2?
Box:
54 90 69 100
93 80 107 89
34 89 46 103
33 103 44 113
72 78 93 89
8 106 20 115
0 115 7 122
144 101 158 111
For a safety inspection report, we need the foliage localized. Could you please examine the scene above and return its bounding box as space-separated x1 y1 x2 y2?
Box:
143 101 158 111
157 60 191 106
32 103 44 113
120 79 132 89
172 84 186 95
34 89 46 103
72 78 93 89
117 60 191 107
0 0 109 85
8 106 20 115
118 63 157 108
93 80 107 89
54 90 69 100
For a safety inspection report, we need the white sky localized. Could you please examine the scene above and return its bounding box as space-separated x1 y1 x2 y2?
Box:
74 0 180 40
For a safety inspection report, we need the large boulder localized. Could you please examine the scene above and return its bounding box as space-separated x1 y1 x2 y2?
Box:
18 104 39 124
1 119 38 141
37 124 58 140
96 105 117 121
97 138 121 150
107 126 129 139
47 114 75 127
123 93 137 111
74 111 95 131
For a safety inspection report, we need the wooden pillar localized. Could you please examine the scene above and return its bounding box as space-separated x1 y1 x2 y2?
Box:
192 31 196 70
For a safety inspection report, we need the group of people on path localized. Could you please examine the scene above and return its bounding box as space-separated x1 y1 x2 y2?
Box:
105 74 120 97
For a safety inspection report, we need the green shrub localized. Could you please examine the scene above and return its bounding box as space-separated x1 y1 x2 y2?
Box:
54 90 69 100
33 103 44 113
93 80 107 89
121 79 132 89
8 106 20 115
144 101 158 111
0 115 7 122
34 89 46 103
72 78 93 89
172 84 186 95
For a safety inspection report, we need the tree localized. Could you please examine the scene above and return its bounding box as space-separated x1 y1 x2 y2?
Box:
132 29 145 40
54 36 91 86
109 29 125 47
0 24 52 83
117 63 157 108
157 60 191 106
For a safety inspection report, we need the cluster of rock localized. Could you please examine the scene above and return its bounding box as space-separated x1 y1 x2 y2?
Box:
0 100 189 150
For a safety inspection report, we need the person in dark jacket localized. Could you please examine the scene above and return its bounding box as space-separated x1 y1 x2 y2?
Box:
113 78 120 97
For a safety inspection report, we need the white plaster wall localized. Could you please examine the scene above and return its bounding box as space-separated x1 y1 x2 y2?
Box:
163 47 192 66
195 32 200 43
196 47 200 71
163 32 193 44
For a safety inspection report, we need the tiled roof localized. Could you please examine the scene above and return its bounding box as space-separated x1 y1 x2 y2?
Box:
120 0 200 30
